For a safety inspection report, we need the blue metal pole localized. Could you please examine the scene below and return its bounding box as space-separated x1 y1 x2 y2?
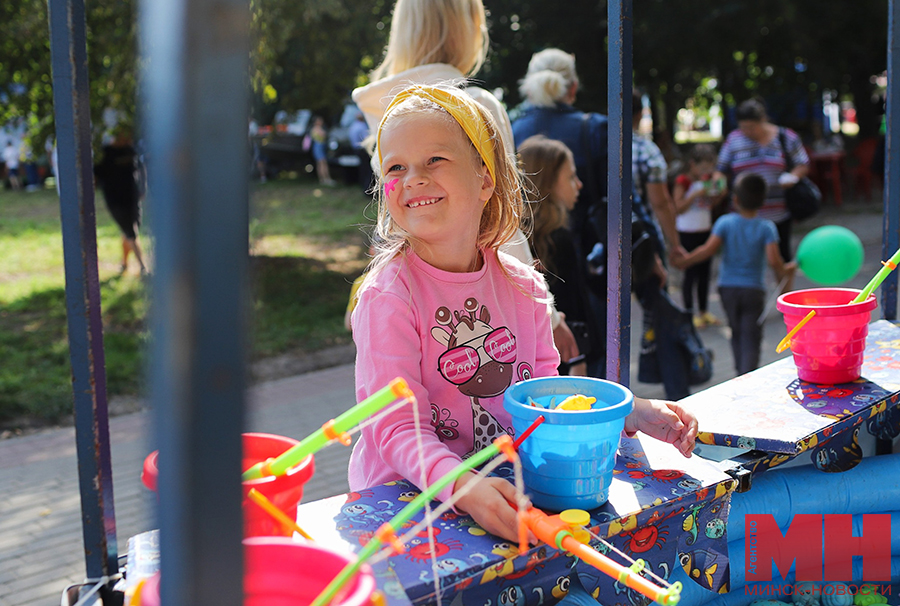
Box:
884 0 900 322
607 0 634 385
879 0 900 455
142 0 250 602
47 0 118 581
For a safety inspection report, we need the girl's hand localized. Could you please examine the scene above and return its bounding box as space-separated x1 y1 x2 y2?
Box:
568 361 588 376
453 472 535 544
624 397 698 458
553 317 580 365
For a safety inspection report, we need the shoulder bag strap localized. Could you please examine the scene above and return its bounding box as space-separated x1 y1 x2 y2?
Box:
777 127 795 171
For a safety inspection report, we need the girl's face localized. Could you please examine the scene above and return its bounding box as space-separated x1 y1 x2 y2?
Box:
551 153 581 211
690 159 715 180
379 112 494 269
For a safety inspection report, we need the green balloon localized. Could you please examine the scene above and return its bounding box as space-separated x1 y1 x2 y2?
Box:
796 225 864 285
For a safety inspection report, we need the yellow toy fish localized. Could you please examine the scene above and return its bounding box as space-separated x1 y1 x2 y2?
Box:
555 394 596 411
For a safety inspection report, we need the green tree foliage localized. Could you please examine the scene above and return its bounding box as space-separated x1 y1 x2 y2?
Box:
483 0 887 137
249 0 392 124
0 0 138 151
0 0 890 145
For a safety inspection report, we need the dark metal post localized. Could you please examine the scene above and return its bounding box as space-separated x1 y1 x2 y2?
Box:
884 0 900 322
879 0 900 455
47 0 118 581
142 0 251 601
607 0 634 385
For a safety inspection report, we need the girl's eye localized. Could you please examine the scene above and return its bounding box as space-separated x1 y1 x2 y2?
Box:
428 156 445 164
387 164 404 173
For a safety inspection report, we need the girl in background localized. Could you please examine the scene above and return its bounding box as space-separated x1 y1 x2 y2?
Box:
673 143 726 328
518 135 604 378
310 116 336 186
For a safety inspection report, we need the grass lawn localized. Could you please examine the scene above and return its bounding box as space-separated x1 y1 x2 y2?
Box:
0 177 373 427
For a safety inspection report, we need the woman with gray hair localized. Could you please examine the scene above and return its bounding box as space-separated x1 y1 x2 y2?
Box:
513 49 607 232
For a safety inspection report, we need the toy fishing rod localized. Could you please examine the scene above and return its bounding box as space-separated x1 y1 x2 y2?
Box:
310 435 518 606
517 507 681 605
242 377 414 481
853 246 900 304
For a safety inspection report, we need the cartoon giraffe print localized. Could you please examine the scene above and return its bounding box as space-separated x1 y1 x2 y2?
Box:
431 298 517 456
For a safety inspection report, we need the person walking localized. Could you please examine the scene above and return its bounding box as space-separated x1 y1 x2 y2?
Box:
310 116 336 186
673 143 726 328
675 172 796 375
94 126 147 274
3 141 22 191
713 98 809 293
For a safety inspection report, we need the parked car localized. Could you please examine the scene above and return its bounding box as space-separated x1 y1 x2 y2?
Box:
328 103 363 162
326 103 367 184
253 109 315 177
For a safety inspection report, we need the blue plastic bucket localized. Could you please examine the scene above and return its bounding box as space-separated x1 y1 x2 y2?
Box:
503 376 633 511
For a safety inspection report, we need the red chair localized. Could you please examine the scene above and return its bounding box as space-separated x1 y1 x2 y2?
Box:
806 145 845 207
851 137 880 201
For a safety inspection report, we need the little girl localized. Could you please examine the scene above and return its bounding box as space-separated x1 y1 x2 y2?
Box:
673 143 726 328
349 84 697 542
518 135 604 378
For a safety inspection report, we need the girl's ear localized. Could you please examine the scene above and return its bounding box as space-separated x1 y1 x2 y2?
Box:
479 165 495 204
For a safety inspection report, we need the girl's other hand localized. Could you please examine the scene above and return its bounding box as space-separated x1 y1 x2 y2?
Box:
553 317 580 364
453 472 536 544
624 397 698 458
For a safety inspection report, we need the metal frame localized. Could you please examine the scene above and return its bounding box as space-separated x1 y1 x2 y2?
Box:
51 0 898 602
606 0 634 385
141 0 251 602
48 0 118 585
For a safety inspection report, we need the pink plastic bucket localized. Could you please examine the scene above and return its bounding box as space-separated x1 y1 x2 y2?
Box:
141 432 315 537
138 538 376 606
244 537 376 606
776 287 877 384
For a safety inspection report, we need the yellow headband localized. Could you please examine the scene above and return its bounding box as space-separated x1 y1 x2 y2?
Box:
376 85 496 183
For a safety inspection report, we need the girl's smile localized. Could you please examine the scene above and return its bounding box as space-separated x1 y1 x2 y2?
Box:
379 113 494 271
406 196 442 208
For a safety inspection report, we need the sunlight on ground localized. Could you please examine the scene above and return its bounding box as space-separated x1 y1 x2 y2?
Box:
250 235 367 274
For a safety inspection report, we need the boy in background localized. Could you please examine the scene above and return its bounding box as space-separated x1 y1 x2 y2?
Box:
674 172 796 375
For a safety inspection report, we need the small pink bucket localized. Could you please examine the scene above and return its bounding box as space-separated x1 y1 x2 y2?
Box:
776 287 877 384
141 433 315 537
244 537 377 606
139 538 377 606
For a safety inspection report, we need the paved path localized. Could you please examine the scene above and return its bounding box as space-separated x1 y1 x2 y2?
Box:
0 201 887 605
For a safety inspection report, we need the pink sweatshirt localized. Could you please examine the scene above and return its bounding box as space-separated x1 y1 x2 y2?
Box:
348 249 560 502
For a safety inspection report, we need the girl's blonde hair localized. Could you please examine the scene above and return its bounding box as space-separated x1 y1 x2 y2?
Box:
367 85 524 281
518 48 579 108
372 0 488 80
518 135 572 275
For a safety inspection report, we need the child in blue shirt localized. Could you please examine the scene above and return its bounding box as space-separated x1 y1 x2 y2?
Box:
675 172 796 375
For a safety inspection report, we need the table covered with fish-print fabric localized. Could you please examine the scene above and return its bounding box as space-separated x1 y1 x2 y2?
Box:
298 321 900 606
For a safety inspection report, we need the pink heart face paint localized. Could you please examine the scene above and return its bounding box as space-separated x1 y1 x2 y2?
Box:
384 178 398 197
